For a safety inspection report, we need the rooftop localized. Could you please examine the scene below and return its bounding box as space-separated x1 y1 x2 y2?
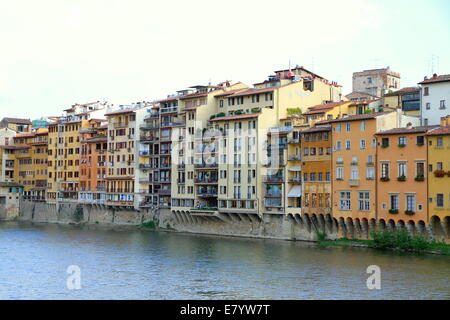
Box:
426 126 450 136
1 117 32 125
376 125 439 135
326 111 392 123
419 74 450 85
210 113 261 122
384 87 420 97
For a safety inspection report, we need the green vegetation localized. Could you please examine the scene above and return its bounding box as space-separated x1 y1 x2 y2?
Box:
315 231 327 241
287 107 302 115
319 229 450 255
251 107 262 114
142 215 160 229
364 109 373 114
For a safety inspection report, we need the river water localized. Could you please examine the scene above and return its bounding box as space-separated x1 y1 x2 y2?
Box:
0 221 448 300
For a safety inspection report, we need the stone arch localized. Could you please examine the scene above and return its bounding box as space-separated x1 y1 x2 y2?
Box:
387 219 396 231
417 220 426 236
302 214 312 233
430 215 443 240
378 219 386 231
361 218 369 239
406 220 416 235
397 220 406 230
345 217 355 239
444 216 450 239
338 217 347 238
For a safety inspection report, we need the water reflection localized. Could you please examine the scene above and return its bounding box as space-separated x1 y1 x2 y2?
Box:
0 221 448 300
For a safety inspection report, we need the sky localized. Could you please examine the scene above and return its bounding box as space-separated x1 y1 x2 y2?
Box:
0 0 449 120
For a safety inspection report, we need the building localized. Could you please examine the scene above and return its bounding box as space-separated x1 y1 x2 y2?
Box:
383 87 421 116
329 112 400 236
105 103 149 208
350 67 400 98
0 182 23 220
301 101 352 127
0 118 32 133
345 91 379 102
375 126 437 229
46 102 107 202
79 120 108 204
0 127 18 182
300 126 332 219
426 117 450 237
419 74 450 125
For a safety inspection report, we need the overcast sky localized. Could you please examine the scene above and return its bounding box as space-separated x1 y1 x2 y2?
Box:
0 0 449 120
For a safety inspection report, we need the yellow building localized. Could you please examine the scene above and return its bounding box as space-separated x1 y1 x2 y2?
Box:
383 87 421 116
47 102 107 202
426 120 450 239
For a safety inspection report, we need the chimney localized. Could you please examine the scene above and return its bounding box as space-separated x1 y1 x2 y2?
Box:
433 73 438 78
440 115 450 126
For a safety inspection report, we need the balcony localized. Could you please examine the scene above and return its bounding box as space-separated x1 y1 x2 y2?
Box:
264 176 284 183
160 163 171 169
264 193 282 198
349 179 360 187
177 164 185 169
140 136 158 143
194 163 218 169
139 164 153 169
139 151 151 156
158 189 171 195
161 121 185 128
146 111 160 118
160 177 171 183
197 190 218 198
160 107 178 113
140 123 159 130
112 122 129 128
288 155 301 161
289 177 302 184
288 138 301 144
139 178 151 184
194 178 218 184
266 143 288 150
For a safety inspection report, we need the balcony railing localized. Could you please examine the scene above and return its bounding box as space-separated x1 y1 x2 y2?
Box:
158 189 171 195
197 190 218 197
140 123 159 130
349 179 360 187
194 178 218 184
289 178 302 183
194 163 219 169
288 155 301 161
112 122 129 128
264 176 284 183
160 107 178 113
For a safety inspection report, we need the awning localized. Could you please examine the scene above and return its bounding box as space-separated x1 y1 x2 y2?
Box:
289 166 302 172
287 186 302 198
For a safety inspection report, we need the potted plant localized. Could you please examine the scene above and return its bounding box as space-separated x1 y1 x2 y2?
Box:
389 209 399 214
434 170 446 177
405 210 415 215
397 175 406 182
447 171 450 177
415 175 425 181
380 176 390 182
398 144 406 148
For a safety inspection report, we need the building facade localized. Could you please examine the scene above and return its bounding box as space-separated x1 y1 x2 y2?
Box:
419 74 450 125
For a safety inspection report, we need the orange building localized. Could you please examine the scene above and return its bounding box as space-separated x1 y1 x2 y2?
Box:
301 126 332 218
79 120 108 204
329 112 398 236
375 126 436 229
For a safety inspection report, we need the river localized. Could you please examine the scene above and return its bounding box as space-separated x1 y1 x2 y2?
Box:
0 221 448 299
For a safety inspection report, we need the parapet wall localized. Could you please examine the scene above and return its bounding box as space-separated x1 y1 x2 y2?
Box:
10 200 450 242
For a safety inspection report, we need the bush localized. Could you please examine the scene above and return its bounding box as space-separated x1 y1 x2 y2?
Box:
316 231 327 241
370 229 431 251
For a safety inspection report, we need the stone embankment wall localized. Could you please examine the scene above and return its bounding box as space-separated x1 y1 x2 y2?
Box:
10 200 450 242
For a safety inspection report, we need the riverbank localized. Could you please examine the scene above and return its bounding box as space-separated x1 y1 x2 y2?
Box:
319 230 450 256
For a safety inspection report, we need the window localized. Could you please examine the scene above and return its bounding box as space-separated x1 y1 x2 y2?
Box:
436 194 444 208
426 103 430 110
360 139 366 149
335 141 342 151
416 135 424 146
440 100 446 109
390 194 399 210
368 155 374 164
366 167 374 180
381 137 389 147
335 123 341 132
437 162 443 170
351 168 359 180
360 121 366 131
424 87 429 96
346 122 351 132
340 192 351 210
416 162 425 177
358 192 370 211
406 194 416 212
437 137 443 147
336 167 344 180
398 136 406 146
423 118 428 126
345 140 351 150
367 77 372 84
398 162 407 177
381 163 389 179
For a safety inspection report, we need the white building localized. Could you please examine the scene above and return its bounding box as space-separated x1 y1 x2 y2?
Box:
419 74 450 125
